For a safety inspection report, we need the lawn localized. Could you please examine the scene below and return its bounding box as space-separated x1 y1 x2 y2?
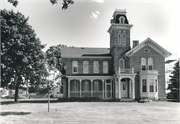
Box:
0 100 180 124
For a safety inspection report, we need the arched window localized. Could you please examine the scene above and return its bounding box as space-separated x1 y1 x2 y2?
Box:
148 58 153 70
93 61 99 73
119 58 125 69
141 58 146 70
72 61 78 73
118 32 126 45
82 80 91 91
93 80 102 91
119 16 125 24
83 61 89 74
70 80 80 91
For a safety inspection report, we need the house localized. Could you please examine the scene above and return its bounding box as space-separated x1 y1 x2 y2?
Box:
61 9 171 101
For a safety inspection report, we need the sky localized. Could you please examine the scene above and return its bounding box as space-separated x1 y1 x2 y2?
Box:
1 0 180 60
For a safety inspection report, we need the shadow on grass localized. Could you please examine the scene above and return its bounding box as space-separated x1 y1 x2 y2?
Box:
0 99 59 105
1 112 31 116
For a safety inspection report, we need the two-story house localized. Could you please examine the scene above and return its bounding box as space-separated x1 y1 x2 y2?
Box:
61 9 171 101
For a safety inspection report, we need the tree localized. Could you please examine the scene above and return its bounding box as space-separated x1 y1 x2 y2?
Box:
7 0 74 10
167 61 179 101
1 9 46 102
46 44 67 75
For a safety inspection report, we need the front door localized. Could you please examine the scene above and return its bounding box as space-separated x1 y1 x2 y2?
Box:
121 81 128 98
105 80 112 98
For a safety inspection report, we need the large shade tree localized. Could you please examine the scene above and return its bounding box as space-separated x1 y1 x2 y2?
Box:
7 0 74 10
1 9 46 102
46 44 67 75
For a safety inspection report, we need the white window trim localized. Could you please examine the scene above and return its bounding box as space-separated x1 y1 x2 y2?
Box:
119 16 125 24
119 58 125 72
103 61 108 74
83 61 89 74
149 79 154 92
118 32 126 45
93 61 99 74
148 58 153 70
142 79 147 93
72 61 78 74
141 58 146 71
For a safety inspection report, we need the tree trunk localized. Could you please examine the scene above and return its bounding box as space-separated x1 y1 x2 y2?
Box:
14 76 19 102
48 93 50 112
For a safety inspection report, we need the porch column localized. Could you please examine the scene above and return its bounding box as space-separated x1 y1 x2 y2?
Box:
91 80 93 97
118 78 121 99
102 79 104 99
115 78 118 99
68 79 70 98
132 80 135 99
80 79 81 98
129 80 131 98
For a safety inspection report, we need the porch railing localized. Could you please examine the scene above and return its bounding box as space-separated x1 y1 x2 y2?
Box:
118 67 134 74
70 91 103 98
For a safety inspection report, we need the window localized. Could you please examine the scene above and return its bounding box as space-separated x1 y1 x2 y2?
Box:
142 79 147 92
119 16 125 24
119 58 125 71
83 61 89 74
141 58 146 70
82 80 91 91
70 80 80 91
93 61 99 73
72 61 78 73
93 80 102 91
103 61 108 74
149 79 154 92
148 58 153 70
118 33 126 45
123 83 126 90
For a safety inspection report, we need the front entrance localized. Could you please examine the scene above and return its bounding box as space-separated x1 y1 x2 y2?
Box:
121 81 128 98
105 79 113 99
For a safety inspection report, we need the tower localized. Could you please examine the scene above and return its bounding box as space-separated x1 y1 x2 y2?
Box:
107 9 133 72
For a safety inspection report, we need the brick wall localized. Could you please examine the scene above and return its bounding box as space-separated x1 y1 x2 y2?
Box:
110 29 131 72
130 46 166 99
63 58 113 75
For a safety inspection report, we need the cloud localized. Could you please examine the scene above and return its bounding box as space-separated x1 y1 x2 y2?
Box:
90 0 104 3
90 11 100 19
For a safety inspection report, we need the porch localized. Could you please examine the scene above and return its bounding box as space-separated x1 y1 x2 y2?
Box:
66 76 114 100
114 67 136 100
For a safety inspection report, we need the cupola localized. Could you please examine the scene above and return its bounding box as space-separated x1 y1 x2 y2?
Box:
110 9 129 24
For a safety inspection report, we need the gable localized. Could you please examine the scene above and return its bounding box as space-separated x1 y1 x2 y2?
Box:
125 38 171 58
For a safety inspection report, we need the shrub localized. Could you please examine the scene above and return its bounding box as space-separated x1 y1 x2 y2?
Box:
57 97 103 102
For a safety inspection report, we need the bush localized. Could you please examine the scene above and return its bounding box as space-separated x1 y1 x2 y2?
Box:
57 97 103 102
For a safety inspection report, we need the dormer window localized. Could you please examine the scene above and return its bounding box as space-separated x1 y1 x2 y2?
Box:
119 16 125 24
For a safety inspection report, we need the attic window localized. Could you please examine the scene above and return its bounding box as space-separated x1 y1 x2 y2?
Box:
119 16 125 24
144 48 150 53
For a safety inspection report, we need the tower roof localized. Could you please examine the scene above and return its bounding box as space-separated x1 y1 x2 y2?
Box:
112 9 127 17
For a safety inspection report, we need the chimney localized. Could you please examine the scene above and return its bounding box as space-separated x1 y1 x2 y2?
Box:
133 40 139 48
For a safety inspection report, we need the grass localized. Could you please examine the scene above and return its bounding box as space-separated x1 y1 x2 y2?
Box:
0 99 180 124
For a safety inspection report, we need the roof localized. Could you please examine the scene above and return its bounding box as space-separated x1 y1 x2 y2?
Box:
112 9 127 17
125 38 172 58
61 47 111 58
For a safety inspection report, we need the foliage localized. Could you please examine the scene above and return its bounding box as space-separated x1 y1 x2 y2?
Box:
167 61 179 100
57 97 103 102
8 0 74 10
46 44 67 75
1 9 45 102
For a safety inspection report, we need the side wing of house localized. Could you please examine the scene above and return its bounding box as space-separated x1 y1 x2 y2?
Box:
61 47 115 100
125 38 171 100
